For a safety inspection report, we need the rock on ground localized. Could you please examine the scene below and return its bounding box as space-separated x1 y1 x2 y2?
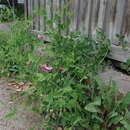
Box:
100 68 130 92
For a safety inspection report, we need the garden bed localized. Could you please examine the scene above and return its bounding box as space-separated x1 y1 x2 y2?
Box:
0 20 130 129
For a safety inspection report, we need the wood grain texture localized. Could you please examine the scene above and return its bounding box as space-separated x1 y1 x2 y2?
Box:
108 45 130 62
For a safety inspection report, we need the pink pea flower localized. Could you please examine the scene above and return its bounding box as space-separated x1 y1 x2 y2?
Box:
40 64 53 72
26 61 32 65
38 34 46 40
58 67 64 71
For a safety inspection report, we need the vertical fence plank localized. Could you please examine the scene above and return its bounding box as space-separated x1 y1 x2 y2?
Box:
58 0 62 33
32 0 35 29
81 0 88 34
84 0 93 35
112 0 127 44
103 0 111 37
109 0 117 41
62 0 66 34
67 0 72 34
124 0 130 47
91 0 100 35
127 0 130 47
97 0 107 29
69 0 75 32
39 0 44 32
43 0 47 31
24 0 28 17
28 0 32 16
34 0 38 31
78 0 86 33
72 0 79 31
50 0 53 19
38 0 40 31
52 0 59 31
76 0 81 31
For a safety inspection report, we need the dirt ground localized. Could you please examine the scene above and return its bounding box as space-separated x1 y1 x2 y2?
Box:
0 79 41 130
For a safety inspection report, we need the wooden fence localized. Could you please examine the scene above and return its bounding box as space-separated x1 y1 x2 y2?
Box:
24 0 130 62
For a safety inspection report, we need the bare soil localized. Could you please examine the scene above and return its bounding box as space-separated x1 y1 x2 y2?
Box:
0 79 41 130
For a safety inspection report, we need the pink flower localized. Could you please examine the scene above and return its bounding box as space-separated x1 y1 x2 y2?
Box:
26 61 32 65
40 64 53 72
58 67 64 71
38 34 46 40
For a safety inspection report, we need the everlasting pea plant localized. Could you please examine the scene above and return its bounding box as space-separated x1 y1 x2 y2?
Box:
27 27 130 129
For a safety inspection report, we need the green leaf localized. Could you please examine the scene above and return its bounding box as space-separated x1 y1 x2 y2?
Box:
116 128 123 130
120 120 130 130
65 127 72 130
95 75 102 86
5 112 15 118
108 111 118 120
108 116 123 127
62 87 73 93
46 128 52 130
72 117 81 126
85 103 100 113
92 115 103 123
119 92 130 110
5 104 17 118
36 73 45 81
93 97 101 106
85 96 101 113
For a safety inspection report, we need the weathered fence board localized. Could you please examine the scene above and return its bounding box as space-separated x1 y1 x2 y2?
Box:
25 0 130 62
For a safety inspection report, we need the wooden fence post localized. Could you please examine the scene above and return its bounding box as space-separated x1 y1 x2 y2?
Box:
24 0 28 19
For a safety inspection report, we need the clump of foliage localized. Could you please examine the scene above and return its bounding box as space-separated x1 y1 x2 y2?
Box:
22 26 130 129
0 9 130 130
0 20 44 79
0 7 13 22
0 4 24 23
120 59 130 74
116 34 128 49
